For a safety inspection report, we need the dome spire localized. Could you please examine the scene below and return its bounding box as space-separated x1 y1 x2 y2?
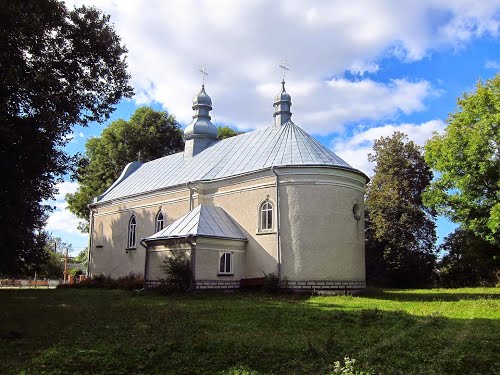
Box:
273 61 292 126
183 75 218 158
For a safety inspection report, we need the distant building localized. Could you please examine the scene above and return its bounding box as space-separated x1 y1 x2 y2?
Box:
88 80 368 291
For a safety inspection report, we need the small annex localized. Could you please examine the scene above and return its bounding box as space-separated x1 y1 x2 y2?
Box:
88 78 369 291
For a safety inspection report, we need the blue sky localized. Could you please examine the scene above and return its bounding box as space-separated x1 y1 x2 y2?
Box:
48 0 500 254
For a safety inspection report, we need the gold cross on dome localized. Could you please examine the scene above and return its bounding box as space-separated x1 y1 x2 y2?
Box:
278 60 290 80
199 66 208 85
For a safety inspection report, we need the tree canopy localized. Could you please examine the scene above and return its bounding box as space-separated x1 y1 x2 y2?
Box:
436 227 499 287
67 107 184 230
424 74 500 246
365 132 436 287
218 126 242 140
0 0 133 276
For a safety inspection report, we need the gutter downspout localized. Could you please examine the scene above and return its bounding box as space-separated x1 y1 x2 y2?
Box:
271 166 282 283
140 239 148 289
86 207 97 277
186 235 196 291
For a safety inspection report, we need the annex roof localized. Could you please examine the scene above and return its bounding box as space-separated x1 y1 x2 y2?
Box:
97 121 359 203
145 204 247 242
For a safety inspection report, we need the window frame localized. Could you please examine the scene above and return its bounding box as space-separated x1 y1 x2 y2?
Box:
259 200 274 232
218 251 233 275
128 215 137 249
155 210 165 233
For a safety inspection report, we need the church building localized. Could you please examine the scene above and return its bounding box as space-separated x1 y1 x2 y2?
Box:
88 78 369 291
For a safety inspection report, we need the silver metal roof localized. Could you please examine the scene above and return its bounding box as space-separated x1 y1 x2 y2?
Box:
145 204 247 241
97 121 356 203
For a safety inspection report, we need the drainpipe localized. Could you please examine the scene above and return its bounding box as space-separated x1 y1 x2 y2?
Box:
186 182 197 210
140 239 148 289
86 207 97 277
271 166 282 282
186 235 196 291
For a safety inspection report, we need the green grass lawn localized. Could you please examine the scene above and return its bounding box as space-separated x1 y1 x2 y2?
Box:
0 288 498 374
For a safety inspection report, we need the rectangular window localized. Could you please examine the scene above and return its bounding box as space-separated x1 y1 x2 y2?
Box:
219 252 232 274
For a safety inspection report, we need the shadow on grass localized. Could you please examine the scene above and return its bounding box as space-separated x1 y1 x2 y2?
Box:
0 289 498 375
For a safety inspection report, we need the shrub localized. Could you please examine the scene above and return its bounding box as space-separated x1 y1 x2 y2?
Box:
57 273 143 290
116 273 144 290
262 272 280 292
160 251 192 293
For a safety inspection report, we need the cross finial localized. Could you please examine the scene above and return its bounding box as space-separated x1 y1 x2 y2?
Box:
199 66 208 85
278 60 290 81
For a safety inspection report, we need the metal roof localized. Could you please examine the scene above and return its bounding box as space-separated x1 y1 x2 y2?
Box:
97 121 356 203
145 204 247 242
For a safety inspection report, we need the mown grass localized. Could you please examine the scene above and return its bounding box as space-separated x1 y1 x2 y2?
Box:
0 288 498 374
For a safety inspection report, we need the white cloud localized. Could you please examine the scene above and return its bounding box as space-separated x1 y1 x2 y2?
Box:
62 0 499 132
45 208 86 238
333 119 446 175
44 182 86 239
53 181 79 201
485 60 500 69
79 132 85 138
296 78 436 135
348 60 380 76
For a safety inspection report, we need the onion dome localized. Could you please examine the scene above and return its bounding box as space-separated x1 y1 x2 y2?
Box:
273 80 292 126
192 84 212 107
183 85 218 158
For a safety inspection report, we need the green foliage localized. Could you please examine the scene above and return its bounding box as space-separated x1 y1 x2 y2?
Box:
424 74 500 246
160 251 193 292
68 268 83 278
365 132 437 287
11 232 69 279
1 288 498 374
437 228 499 287
67 107 184 230
74 248 88 269
218 126 242 140
37 243 63 279
0 0 133 276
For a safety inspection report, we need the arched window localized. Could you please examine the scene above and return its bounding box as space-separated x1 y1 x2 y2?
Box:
128 216 137 249
155 211 164 232
260 201 273 231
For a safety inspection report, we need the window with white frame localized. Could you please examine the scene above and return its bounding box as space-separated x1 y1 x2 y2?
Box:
155 211 164 232
260 201 273 231
219 252 232 274
128 216 137 249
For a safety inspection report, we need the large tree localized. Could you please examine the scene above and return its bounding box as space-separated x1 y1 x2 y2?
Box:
437 227 499 287
67 107 184 230
365 132 436 287
424 74 500 246
0 0 133 276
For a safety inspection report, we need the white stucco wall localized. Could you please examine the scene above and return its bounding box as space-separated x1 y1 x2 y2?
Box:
278 168 366 281
90 167 367 286
89 188 191 278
